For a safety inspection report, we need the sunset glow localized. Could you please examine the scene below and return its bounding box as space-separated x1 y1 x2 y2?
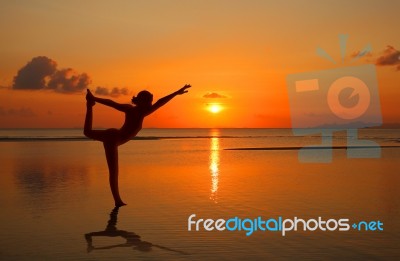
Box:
0 1 399 128
208 104 223 114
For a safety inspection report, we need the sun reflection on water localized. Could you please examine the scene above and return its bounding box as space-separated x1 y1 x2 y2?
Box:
209 130 220 203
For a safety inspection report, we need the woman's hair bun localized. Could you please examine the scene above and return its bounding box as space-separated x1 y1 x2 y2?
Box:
131 96 139 104
132 90 153 105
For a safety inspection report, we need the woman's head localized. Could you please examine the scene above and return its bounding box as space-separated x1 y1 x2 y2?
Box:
131 90 153 107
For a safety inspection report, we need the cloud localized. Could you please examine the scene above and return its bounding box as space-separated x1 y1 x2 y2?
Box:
12 56 91 93
94 86 130 97
0 106 36 117
11 56 131 95
203 92 227 98
375 46 400 70
110 87 129 97
94 86 109 96
13 56 57 90
47 68 91 93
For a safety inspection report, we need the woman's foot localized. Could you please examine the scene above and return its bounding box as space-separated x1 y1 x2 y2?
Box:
115 201 127 207
86 89 95 106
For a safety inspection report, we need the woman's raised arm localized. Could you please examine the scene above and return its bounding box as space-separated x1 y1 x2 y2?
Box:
146 84 191 115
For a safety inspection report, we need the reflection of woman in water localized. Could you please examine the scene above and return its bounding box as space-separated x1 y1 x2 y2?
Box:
84 84 191 206
84 207 188 254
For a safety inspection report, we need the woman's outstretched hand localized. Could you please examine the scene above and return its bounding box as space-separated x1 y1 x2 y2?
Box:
176 84 191 95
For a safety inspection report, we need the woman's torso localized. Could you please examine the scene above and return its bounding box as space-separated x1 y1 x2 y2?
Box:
118 107 145 144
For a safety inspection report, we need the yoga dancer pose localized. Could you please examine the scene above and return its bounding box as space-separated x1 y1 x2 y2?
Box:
84 84 191 206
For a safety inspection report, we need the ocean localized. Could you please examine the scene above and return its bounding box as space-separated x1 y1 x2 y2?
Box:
0 128 399 260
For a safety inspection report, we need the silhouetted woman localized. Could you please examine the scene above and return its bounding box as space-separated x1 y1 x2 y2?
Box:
84 84 191 206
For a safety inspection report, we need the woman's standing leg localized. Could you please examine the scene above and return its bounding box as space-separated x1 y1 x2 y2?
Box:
103 142 126 207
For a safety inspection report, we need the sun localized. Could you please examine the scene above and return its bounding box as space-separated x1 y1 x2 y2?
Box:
208 104 223 114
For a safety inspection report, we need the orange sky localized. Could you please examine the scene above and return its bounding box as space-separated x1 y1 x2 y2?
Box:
0 1 399 128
